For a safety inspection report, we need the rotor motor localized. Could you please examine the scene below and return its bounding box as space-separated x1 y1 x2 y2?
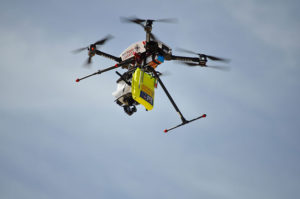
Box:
88 45 96 57
199 54 207 66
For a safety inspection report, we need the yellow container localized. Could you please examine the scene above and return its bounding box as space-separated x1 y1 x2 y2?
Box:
132 68 156 110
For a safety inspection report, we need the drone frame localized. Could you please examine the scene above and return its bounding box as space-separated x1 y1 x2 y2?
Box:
75 18 225 132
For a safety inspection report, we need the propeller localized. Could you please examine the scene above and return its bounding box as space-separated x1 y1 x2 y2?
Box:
120 17 177 42
177 48 230 63
179 61 230 71
120 16 178 26
72 35 113 66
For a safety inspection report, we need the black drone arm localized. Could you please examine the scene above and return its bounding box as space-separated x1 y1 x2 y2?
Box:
170 55 200 62
76 57 134 82
95 49 122 62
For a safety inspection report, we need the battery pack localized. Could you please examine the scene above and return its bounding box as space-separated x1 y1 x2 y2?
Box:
132 68 156 110
146 54 164 69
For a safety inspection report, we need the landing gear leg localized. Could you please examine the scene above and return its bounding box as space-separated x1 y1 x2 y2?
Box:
149 67 206 133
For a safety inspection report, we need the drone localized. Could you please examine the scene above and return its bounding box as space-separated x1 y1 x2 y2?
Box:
73 17 229 132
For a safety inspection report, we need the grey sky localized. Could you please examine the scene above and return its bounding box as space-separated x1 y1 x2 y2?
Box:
1 0 300 198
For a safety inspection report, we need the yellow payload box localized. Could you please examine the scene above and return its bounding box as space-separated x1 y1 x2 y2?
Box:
132 68 156 110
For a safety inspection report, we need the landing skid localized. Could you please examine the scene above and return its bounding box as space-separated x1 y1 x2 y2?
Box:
164 114 206 133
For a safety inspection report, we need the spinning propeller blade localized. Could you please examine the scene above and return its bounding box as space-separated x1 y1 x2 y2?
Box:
176 48 199 56
179 61 230 71
181 62 199 67
93 35 114 46
72 47 88 54
72 35 113 66
154 18 178 23
207 65 231 71
121 17 177 43
120 17 177 26
177 48 230 63
120 16 145 25
86 56 92 65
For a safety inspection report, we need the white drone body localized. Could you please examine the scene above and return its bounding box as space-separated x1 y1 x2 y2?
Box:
112 40 172 105
120 40 172 61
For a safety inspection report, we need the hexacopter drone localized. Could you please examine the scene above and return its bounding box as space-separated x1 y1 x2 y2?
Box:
74 17 229 132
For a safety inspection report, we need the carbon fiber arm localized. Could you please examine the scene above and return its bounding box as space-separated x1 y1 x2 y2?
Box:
170 55 199 62
95 50 122 62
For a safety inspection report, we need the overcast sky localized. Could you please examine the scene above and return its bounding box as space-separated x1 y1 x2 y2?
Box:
1 0 300 198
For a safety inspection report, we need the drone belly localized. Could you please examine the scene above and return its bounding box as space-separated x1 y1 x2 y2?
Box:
132 68 156 111
120 41 146 61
